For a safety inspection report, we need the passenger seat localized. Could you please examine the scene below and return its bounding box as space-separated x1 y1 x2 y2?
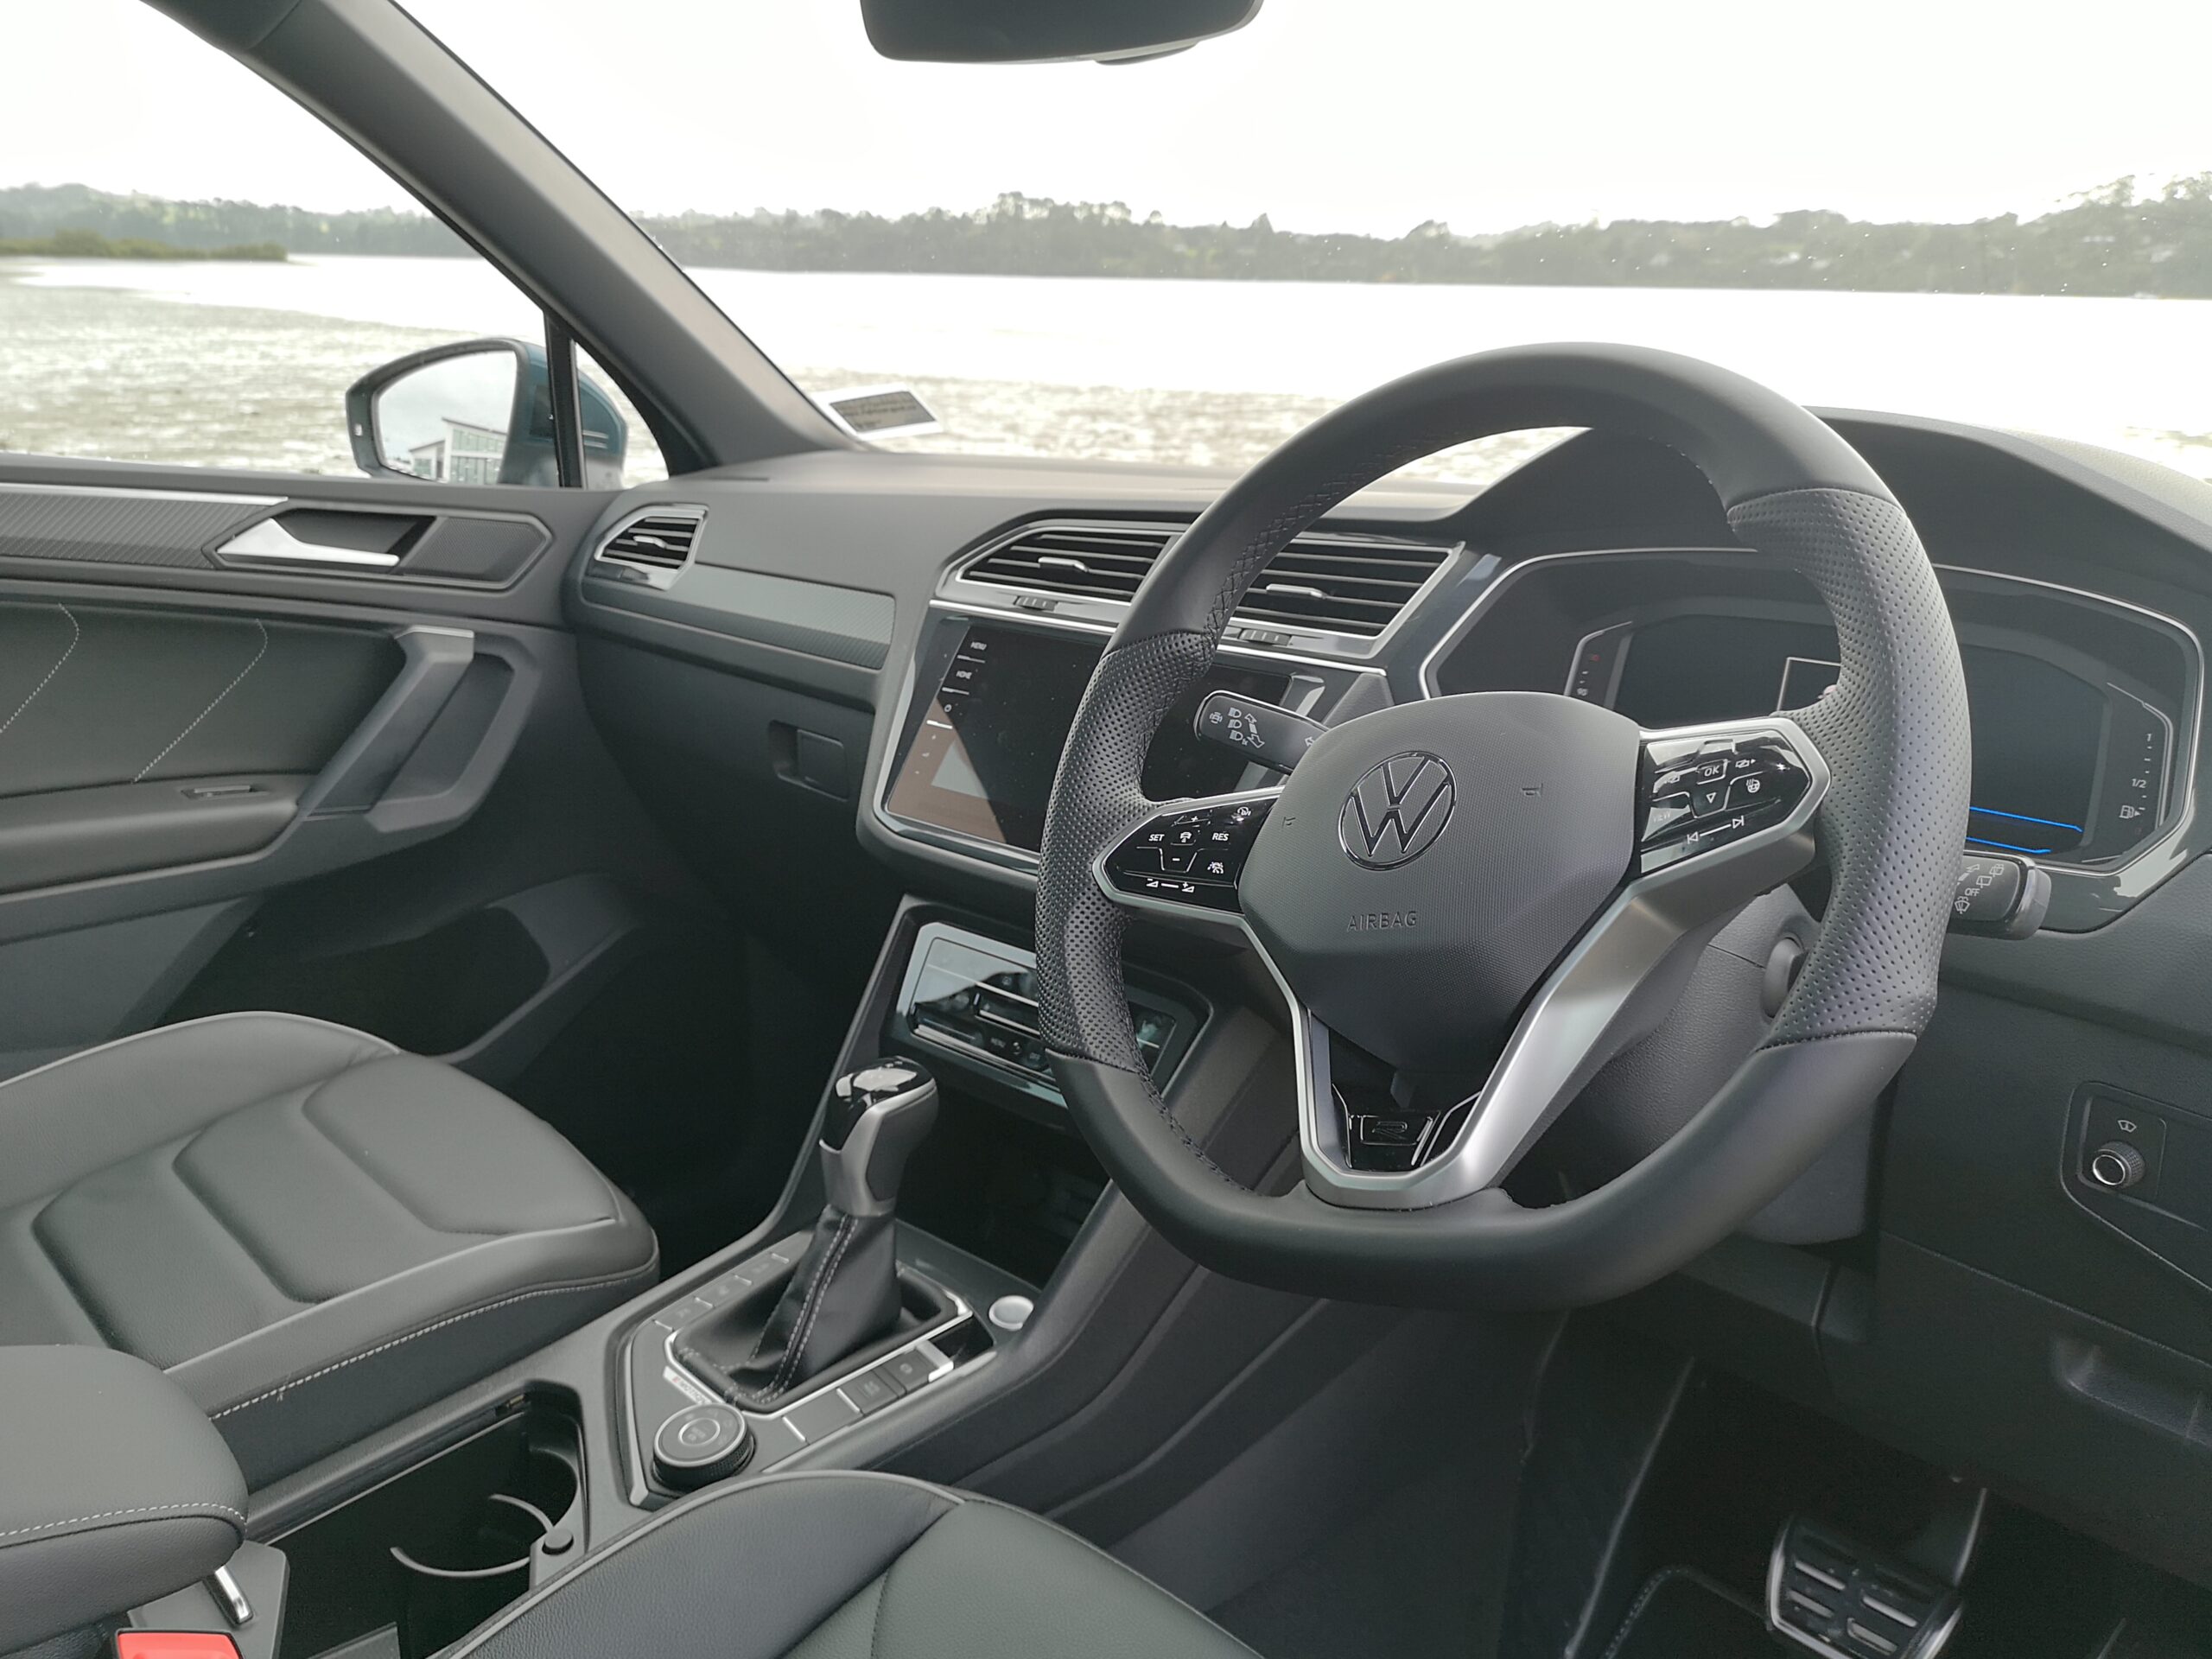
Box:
0 1012 657 1484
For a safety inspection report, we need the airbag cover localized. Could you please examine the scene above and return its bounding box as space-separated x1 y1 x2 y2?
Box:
1240 692 1639 1071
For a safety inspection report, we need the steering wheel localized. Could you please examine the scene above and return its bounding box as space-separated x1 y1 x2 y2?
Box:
1033 344 1970 1309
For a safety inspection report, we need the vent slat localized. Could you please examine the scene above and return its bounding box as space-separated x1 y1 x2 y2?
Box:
597 508 704 570
963 521 1449 638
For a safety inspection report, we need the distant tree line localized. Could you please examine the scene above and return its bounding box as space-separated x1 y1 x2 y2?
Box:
0 226 284 261
10 175 2212 296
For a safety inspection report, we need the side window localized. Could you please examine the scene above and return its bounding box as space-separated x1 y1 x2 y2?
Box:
0 0 664 486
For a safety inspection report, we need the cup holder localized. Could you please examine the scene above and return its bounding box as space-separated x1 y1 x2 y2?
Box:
275 1395 584 1659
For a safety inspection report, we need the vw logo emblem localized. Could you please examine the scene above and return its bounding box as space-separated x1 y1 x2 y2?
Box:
1339 752 1456 869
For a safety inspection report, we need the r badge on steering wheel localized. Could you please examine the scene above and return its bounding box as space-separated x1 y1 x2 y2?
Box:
1338 751 1456 869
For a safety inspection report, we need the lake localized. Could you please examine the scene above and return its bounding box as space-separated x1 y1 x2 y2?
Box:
5 255 2212 490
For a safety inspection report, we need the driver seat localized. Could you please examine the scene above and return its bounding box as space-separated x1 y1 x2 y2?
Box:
449 1471 1255 1659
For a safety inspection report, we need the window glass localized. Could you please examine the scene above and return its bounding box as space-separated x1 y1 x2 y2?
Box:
0 0 663 485
404 0 2212 488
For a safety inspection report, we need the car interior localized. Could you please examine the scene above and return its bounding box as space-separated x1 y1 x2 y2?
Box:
7 3 2212 1658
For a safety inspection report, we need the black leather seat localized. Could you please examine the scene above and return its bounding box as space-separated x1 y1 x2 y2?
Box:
0 1012 657 1483
452 1471 1255 1659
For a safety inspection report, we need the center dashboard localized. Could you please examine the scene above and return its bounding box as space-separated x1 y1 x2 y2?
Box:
571 412 2212 1584
874 545 2201 934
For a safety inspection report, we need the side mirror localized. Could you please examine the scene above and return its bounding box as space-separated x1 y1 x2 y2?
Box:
346 339 629 488
860 0 1261 63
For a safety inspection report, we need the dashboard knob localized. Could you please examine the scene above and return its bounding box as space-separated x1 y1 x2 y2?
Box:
2088 1141 2148 1192
652 1403 753 1491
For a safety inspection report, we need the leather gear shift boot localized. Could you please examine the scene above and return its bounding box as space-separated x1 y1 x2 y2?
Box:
678 1208 900 1408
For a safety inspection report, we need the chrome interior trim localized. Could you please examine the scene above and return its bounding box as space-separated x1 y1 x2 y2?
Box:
215 518 401 568
940 517 1468 662
588 501 709 591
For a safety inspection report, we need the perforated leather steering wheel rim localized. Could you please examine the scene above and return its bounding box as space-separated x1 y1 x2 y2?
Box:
1034 343 1969 1310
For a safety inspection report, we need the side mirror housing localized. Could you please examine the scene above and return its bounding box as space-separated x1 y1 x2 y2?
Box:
346 339 628 487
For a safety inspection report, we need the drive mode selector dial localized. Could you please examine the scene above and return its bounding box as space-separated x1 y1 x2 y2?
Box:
652 1403 753 1491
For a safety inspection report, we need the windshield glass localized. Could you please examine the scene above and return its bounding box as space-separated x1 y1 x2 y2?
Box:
410 0 2212 485
12 0 2212 486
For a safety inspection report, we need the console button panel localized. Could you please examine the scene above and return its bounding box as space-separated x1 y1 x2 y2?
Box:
625 1231 976 1501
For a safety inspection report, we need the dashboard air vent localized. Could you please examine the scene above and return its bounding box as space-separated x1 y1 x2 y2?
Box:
964 523 1172 602
963 520 1455 639
596 507 705 571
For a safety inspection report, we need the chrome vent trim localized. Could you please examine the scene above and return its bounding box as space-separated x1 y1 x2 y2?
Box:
950 518 1461 655
591 504 708 590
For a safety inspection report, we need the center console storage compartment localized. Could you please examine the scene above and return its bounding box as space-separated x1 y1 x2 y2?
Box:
273 1393 583 1659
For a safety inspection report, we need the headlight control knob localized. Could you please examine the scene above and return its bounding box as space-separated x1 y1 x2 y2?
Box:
2088 1141 2148 1192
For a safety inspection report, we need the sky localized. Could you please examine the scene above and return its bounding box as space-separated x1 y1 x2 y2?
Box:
7 0 2212 238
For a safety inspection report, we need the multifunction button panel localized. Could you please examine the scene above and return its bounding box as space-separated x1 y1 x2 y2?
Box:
625 1231 974 1500
1638 732 1812 873
1104 796 1276 911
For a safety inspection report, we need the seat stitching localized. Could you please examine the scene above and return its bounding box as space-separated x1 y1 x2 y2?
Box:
0 602 79 743
867 1563 893 1659
209 1265 655 1421
133 616 268 782
776 1216 856 1395
171 1137 323 1305
296 1077 504 1240
0 1011 395 1105
0 1501 246 1546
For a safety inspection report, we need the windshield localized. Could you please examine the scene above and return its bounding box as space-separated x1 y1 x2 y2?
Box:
414 0 2212 486
11 0 2212 486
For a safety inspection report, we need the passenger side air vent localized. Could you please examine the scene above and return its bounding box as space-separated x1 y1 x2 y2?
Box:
589 505 707 591
959 519 1456 644
599 508 704 569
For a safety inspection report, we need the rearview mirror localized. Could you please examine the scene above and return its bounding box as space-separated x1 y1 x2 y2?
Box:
860 0 1261 64
346 339 629 488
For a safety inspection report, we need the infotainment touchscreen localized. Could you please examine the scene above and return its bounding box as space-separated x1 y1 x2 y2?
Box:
884 621 1289 854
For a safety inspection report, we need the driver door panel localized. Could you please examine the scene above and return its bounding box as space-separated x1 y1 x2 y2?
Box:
0 459 616 1081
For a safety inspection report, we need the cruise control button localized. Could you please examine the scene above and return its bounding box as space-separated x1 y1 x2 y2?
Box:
1113 845 1162 874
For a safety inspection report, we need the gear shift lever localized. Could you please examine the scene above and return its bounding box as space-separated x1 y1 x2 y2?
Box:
822 1057 939 1217
683 1058 938 1407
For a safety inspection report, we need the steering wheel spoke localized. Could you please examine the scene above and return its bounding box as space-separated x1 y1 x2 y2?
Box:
1093 788 1283 916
